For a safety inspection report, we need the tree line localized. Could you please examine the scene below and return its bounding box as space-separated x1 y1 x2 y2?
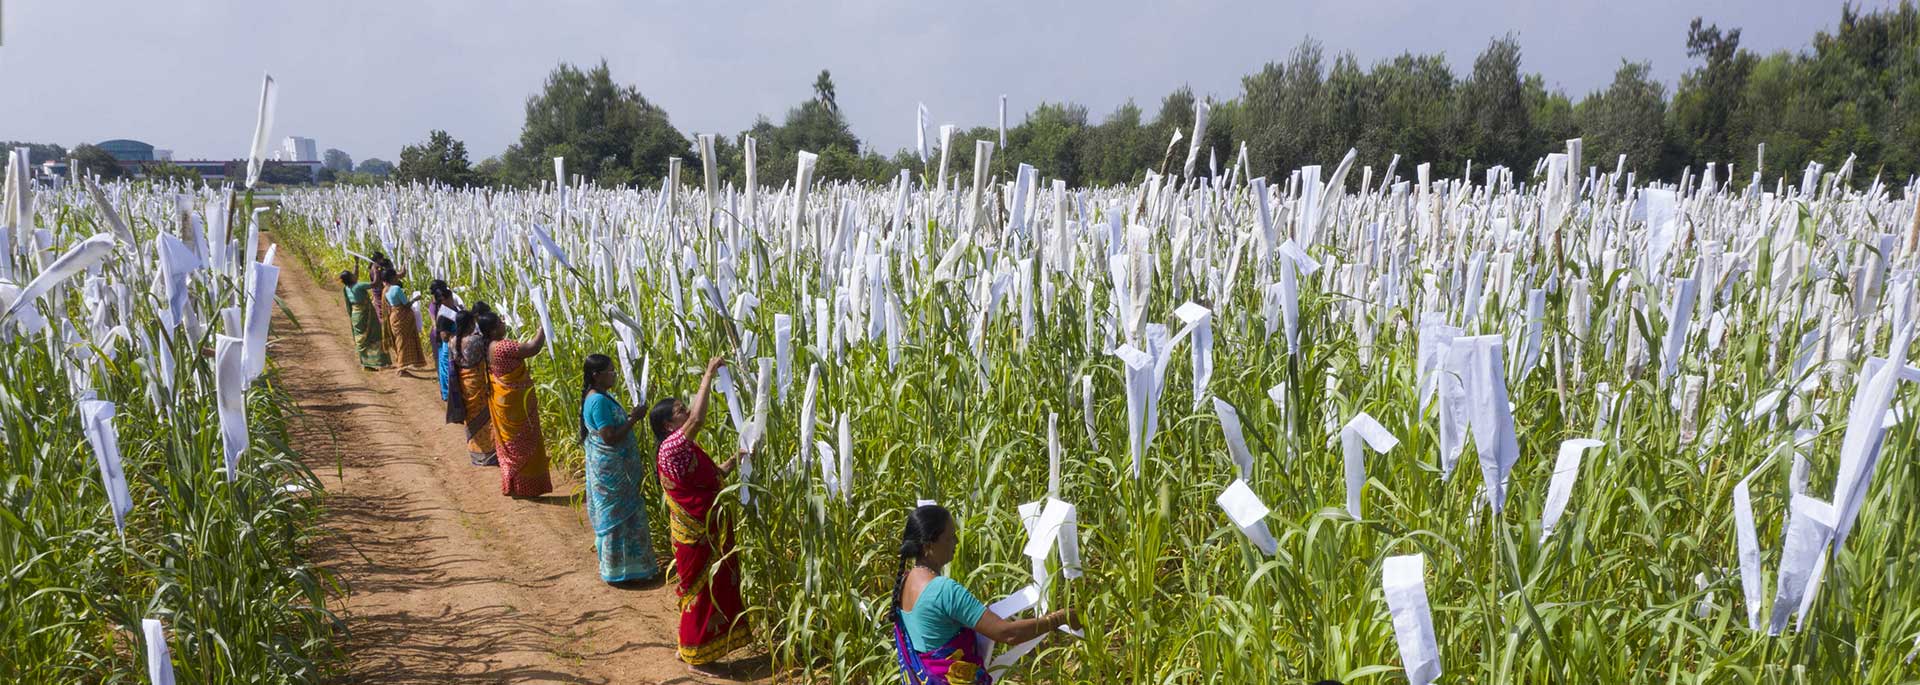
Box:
9 4 1913 191
375 4 1911 192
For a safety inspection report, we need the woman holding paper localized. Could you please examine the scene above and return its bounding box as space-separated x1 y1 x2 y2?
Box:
427 280 461 399
454 307 497 466
649 356 752 670
890 504 1078 684
481 311 552 496
578 354 660 585
337 270 390 370
383 273 429 372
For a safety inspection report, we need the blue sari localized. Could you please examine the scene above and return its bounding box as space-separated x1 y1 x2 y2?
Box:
434 337 454 400
582 391 659 583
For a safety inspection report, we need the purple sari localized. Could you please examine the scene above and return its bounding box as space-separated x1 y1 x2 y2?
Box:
892 615 990 685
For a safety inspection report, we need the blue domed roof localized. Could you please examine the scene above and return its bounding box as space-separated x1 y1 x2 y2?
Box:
96 139 155 162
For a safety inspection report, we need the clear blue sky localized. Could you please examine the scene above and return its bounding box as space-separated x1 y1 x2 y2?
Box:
0 0 1870 163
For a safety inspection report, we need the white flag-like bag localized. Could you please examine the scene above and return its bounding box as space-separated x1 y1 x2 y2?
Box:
1382 554 1442 685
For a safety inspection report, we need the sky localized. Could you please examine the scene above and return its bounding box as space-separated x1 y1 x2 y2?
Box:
0 0 1877 164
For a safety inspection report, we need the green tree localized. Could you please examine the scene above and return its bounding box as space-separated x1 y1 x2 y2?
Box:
501 60 691 188
1078 101 1157 186
1669 18 1756 169
355 158 394 176
68 144 124 180
1577 61 1670 177
142 161 203 186
1454 35 1535 172
1360 53 1457 180
323 148 353 172
0 141 67 166
258 162 314 185
396 130 477 187
748 71 864 185
1007 102 1089 185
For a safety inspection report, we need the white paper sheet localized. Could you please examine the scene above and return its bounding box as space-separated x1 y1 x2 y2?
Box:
1660 278 1700 383
1080 374 1099 450
1340 412 1399 519
1216 479 1277 556
798 364 818 476
1769 494 1836 635
1382 553 1442 685
837 411 853 504
773 313 793 401
79 399 131 532
1733 463 1767 631
242 261 279 382
1212 397 1255 481
143 618 176 685
214 335 248 483
245 74 277 189
1 233 116 328
528 283 556 342
1022 498 1074 559
1538 439 1604 542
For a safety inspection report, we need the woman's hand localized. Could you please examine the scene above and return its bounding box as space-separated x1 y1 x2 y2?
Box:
706 356 727 374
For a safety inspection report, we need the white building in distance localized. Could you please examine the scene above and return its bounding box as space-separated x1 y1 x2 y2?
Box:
281 136 318 163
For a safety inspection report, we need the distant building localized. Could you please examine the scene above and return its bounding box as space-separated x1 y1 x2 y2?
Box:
153 149 174 162
282 136 318 163
96 139 156 162
39 158 321 184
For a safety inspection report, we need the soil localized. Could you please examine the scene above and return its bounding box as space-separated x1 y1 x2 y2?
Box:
269 237 772 684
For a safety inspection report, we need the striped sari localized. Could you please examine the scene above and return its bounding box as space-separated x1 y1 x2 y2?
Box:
657 428 749 665
489 339 552 497
343 282 389 369
456 335 496 465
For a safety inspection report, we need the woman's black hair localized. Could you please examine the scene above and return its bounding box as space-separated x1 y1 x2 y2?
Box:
470 300 494 317
891 505 954 622
454 310 477 336
648 398 681 442
580 354 614 441
429 279 452 301
435 315 457 337
475 311 502 340
337 270 354 285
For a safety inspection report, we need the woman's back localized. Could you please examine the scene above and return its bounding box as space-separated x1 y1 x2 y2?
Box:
898 573 984 652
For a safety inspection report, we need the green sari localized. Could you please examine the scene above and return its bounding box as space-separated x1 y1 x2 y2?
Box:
344 282 390 369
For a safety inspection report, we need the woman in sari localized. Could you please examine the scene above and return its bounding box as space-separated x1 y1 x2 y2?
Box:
369 256 396 362
649 356 752 671
338 270 390 370
579 354 660 585
482 311 552 497
454 306 497 466
427 280 462 399
384 274 430 372
890 505 1078 684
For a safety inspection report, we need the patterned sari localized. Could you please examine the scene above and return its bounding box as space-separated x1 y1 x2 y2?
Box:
343 282 389 369
583 392 659 583
386 286 428 369
489 339 552 496
456 335 496 465
657 428 749 665
892 620 991 685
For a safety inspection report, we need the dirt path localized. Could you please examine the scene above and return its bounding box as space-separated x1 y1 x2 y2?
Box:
269 237 767 684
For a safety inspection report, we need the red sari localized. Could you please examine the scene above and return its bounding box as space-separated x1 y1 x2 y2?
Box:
656 428 749 665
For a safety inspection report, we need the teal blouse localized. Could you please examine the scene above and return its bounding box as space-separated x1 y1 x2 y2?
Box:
900 575 987 652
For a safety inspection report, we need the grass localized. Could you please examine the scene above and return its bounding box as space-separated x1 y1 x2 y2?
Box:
272 160 1920 683
1 182 339 683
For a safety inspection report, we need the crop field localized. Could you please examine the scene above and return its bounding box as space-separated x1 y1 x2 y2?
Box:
1 170 336 682
265 142 1920 683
